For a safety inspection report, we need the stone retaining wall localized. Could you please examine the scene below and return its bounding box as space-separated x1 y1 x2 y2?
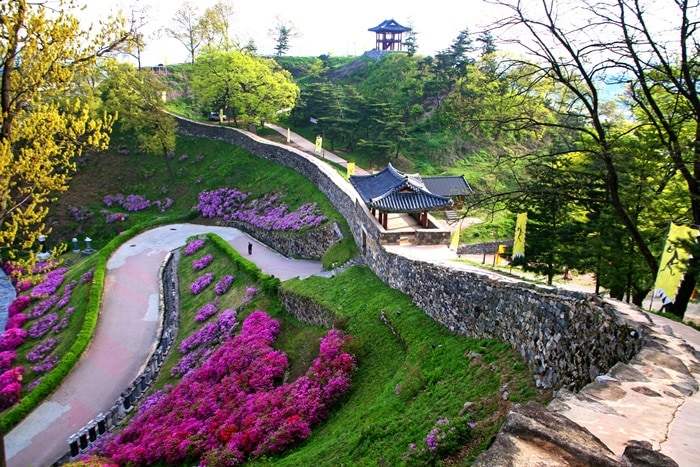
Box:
174 117 644 391
221 219 342 261
277 289 335 328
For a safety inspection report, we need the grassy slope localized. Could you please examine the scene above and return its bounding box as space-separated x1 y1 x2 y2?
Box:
251 267 549 466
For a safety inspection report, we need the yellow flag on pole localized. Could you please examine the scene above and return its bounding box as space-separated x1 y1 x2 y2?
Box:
654 222 698 304
512 212 527 259
287 128 291 143
347 162 355 177
314 135 323 155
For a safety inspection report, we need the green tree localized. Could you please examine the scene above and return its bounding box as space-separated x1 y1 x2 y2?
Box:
269 16 300 57
200 0 237 51
0 0 128 270
192 50 299 126
490 0 700 316
100 63 177 178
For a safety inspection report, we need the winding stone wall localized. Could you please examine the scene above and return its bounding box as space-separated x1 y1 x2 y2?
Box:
174 116 644 391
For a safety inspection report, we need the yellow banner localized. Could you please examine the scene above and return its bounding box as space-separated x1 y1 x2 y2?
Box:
287 128 291 143
314 135 323 155
347 162 355 177
654 222 698 304
450 224 461 250
512 212 527 259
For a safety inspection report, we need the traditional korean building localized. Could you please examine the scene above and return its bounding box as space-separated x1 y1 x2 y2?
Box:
368 19 411 51
349 163 471 230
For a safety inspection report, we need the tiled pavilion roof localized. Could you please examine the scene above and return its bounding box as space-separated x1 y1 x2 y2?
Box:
349 163 457 212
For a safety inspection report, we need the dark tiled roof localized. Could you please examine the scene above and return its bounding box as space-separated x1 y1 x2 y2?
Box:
349 163 454 212
368 19 411 33
422 175 472 197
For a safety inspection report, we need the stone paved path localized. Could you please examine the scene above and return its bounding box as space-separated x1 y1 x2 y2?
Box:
5 224 322 467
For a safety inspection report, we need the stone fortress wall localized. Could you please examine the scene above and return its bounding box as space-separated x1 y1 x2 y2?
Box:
175 116 644 392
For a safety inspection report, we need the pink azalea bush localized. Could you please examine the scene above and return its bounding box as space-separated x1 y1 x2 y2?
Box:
0 351 16 372
8 295 31 317
95 311 355 465
5 313 27 330
0 367 24 409
194 189 327 231
0 328 27 351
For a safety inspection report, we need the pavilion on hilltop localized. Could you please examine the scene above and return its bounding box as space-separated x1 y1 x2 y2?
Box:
349 163 471 231
368 19 411 52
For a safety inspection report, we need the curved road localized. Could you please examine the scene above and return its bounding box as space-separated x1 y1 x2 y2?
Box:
6 224 322 467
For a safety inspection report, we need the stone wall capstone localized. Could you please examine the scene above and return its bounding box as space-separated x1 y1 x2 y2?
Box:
174 116 644 391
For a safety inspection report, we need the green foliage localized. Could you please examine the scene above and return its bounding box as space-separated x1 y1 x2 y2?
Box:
192 50 299 125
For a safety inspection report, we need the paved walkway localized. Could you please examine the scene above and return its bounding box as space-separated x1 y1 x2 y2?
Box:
5 224 322 467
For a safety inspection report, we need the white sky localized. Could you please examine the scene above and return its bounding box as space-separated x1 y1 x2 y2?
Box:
78 0 503 66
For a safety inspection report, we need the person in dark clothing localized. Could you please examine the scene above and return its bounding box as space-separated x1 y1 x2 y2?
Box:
248 242 252 255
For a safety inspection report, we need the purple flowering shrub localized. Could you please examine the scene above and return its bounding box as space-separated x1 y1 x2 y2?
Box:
26 338 57 363
30 268 67 299
190 273 214 294
192 254 213 271
402 417 475 463
215 275 235 295
97 311 355 465
27 313 59 339
103 193 173 215
194 302 218 323
184 238 206 256
193 188 327 231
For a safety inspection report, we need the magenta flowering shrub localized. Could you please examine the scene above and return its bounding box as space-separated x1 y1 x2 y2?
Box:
194 189 327 231
30 268 67 299
184 238 206 256
0 351 16 372
215 275 235 295
5 313 27 330
194 302 218 323
8 295 31 317
192 254 213 271
173 309 238 378
0 367 24 409
0 328 27 351
190 273 214 294
15 280 31 293
98 311 355 465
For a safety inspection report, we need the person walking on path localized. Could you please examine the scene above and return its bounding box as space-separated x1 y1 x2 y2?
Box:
248 242 253 255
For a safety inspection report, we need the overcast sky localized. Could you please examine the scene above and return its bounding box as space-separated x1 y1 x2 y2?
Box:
80 0 503 66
